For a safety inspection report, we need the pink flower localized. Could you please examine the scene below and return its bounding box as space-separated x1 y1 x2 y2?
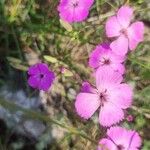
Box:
75 68 132 127
89 43 125 74
58 0 94 23
105 6 144 56
98 126 142 150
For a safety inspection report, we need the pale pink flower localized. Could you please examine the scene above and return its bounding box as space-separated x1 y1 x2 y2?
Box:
58 0 94 23
89 43 125 74
98 126 142 150
106 6 144 56
75 68 132 127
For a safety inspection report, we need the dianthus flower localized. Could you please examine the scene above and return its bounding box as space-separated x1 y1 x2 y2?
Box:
89 43 125 74
28 63 55 91
106 6 144 56
75 68 132 127
98 126 142 150
58 0 94 23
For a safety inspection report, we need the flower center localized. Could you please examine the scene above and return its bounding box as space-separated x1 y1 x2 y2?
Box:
117 145 125 150
98 89 108 106
72 1 79 8
39 74 44 79
120 29 128 37
103 59 111 65
100 57 111 66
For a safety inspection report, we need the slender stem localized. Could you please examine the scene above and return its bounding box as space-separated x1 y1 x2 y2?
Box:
105 1 117 10
11 25 30 93
0 97 100 146
11 26 23 60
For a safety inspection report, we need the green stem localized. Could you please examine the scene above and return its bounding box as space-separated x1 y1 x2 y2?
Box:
105 1 117 10
0 97 99 146
11 25 30 93
11 25 24 60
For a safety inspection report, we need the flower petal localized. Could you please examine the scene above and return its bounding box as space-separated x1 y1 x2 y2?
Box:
89 46 102 69
98 138 116 150
128 21 144 50
110 35 128 56
96 68 123 89
109 83 133 109
73 8 89 22
89 43 110 68
99 102 124 126
81 82 96 93
28 75 40 89
127 131 142 149
105 16 122 37
28 64 40 75
110 63 125 75
38 63 50 74
117 6 133 28
39 72 55 91
110 52 125 63
75 93 99 119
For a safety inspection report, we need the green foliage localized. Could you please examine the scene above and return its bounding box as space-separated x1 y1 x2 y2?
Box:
0 0 149 149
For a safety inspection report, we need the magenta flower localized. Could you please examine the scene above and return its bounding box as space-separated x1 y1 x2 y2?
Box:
58 0 94 23
28 63 55 91
75 68 132 127
106 6 144 56
98 126 142 150
89 43 125 74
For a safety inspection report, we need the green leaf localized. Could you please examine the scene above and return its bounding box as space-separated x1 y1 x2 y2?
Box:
7 56 22 64
60 19 73 32
62 68 73 77
10 63 28 71
140 86 150 102
44 55 58 63
136 115 146 128
141 69 150 80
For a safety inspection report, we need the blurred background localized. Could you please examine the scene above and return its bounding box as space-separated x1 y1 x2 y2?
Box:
0 0 149 149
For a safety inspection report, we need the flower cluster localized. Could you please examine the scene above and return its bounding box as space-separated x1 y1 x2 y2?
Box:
27 2 144 150
74 5 144 150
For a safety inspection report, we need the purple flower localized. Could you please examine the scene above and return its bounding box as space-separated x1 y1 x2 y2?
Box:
75 68 133 127
105 6 144 56
89 43 125 74
98 126 142 150
28 63 55 91
58 0 94 23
